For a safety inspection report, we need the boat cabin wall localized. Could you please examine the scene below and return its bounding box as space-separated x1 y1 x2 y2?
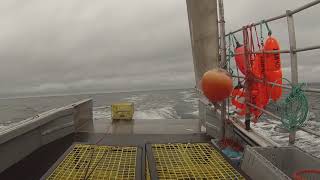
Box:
0 99 93 173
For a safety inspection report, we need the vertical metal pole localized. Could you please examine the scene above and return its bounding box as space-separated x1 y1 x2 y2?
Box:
243 27 251 130
218 0 226 139
286 10 298 145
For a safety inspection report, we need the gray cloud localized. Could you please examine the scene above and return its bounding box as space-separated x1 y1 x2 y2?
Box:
0 0 319 97
0 0 194 96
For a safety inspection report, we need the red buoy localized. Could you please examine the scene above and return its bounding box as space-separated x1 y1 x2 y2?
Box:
231 86 246 115
201 69 233 102
264 36 281 71
264 36 282 101
234 45 247 75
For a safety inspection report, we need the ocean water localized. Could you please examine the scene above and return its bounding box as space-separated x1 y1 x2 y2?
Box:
0 87 319 157
250 84 320 158
0 88 198 127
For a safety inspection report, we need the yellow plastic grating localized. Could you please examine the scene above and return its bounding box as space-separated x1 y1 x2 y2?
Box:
146 157 151 180
152 143 245 180
47 144 137 180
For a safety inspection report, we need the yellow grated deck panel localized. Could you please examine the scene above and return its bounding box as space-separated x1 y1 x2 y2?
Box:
47 144 137 180
152 143 245 180
146 157 151 180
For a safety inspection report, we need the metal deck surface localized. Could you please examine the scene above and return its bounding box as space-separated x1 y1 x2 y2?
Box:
1 118 248 180
1 119 208 180
78 118 203 134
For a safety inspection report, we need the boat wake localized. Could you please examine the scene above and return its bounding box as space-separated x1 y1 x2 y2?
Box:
252 117 320 158
93 105 180 120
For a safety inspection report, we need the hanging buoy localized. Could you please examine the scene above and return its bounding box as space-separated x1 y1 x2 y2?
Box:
250 82 269 122
234 45 247 75
231 86 246 115
266 70 282 101
202 69 233 102
264 36 281 71
252 54 266 79
264 36 282 101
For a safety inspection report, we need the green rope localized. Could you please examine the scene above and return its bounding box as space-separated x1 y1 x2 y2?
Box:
259 22 264 46
278 81 309 131
226 34 235 76
261 20 272 36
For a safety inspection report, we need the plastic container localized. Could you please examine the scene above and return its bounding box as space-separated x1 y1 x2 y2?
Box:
111 102 134 120
241 146 320 180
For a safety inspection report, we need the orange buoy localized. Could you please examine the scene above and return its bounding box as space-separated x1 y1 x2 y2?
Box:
231 86 246 115
201 69 233 102
252 54 266 79
264 36 282 101
266 70 282 101
250 82 269 122
234 45 247 75
264 36 281 71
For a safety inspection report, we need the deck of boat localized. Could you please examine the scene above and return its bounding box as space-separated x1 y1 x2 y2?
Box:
0 118 208 180
79 118 203 134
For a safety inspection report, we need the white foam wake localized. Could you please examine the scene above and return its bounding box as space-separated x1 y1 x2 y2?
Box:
252 118 320 158
93 105 180 120
133 106 180 119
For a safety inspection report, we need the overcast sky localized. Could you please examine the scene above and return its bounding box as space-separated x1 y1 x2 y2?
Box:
0 0 320 97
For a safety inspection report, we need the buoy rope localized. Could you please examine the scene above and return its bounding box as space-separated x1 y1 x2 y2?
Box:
275 78 309 131
260 20 272 36
227 33 244 86
226 33 235 76
259 22 265 46
227 35 233 76
254 25 261 50
231 34 236 49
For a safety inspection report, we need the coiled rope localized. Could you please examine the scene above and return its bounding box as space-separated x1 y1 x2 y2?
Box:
277 79 309 131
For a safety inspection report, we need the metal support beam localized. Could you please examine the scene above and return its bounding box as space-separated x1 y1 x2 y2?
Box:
186 0 219 88
291 0 320 14
287 10 298 145
218 0 226 139
295 45 320 53
247 103 281 121
228 44 320 56
242 27 251 131
232 75 320 93
299 127 320 137
225 0 320 36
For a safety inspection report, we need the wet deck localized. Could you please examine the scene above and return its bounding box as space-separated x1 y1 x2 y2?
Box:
78 118 203 134
0 118 207 180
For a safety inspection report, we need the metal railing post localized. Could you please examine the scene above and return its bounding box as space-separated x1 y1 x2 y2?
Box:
218 0 226 139
243 27 251 130
286 10 298 145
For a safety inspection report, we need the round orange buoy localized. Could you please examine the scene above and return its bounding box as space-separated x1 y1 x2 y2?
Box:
201 69 233 102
